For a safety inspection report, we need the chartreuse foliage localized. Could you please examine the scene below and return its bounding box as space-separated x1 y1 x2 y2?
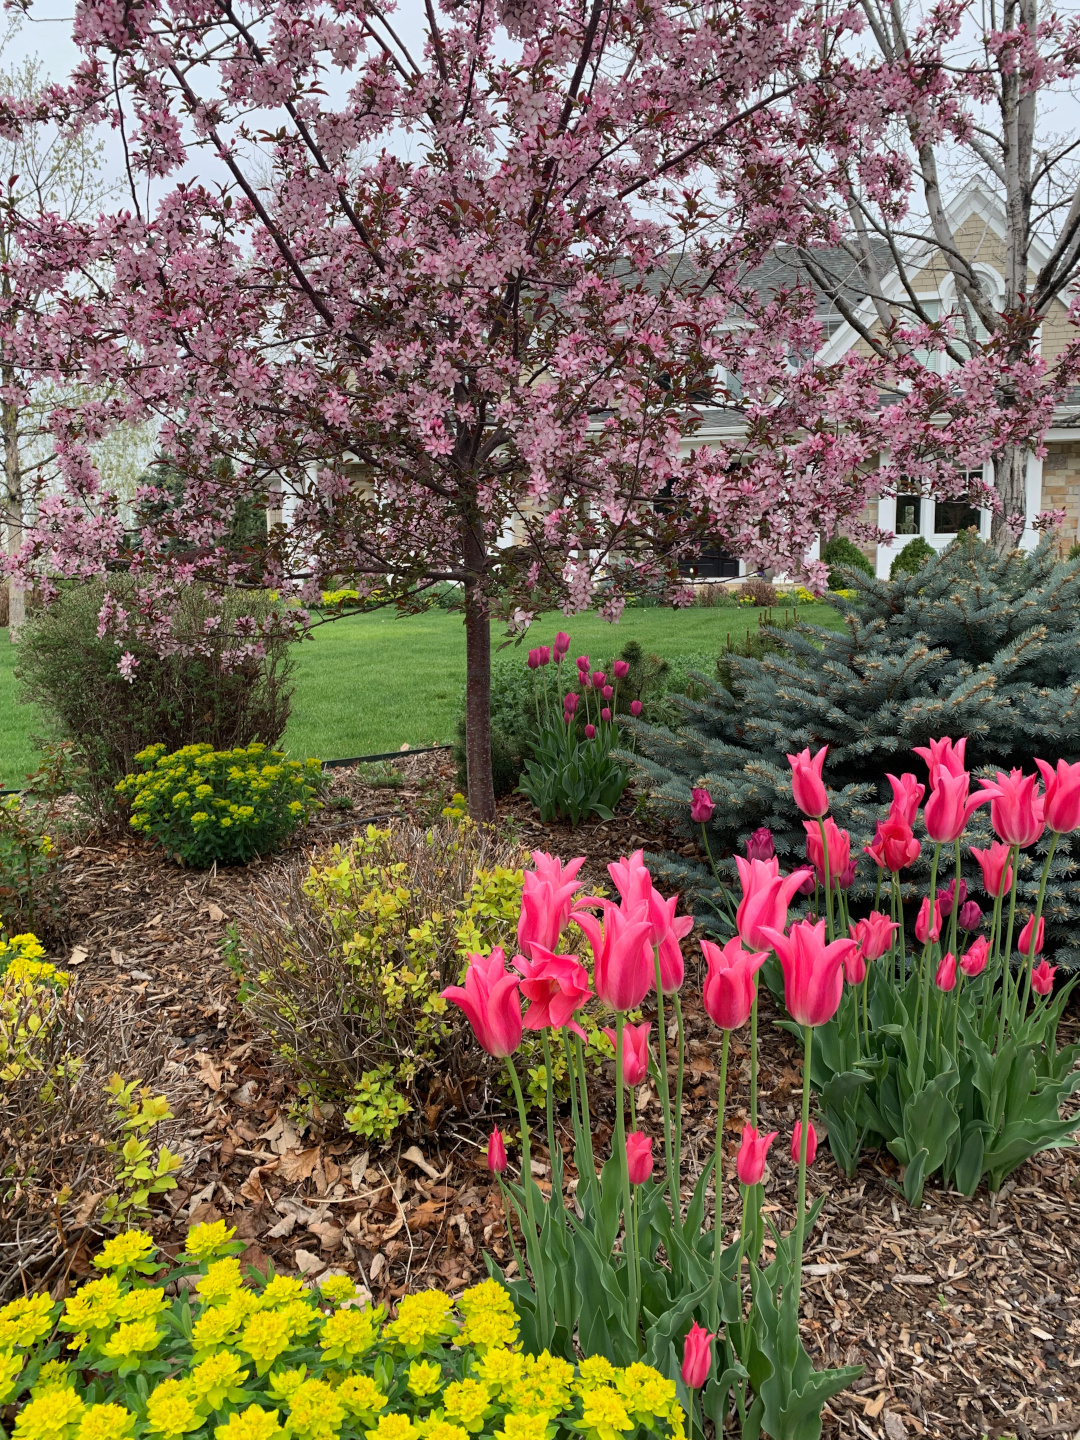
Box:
0 932 72 1087
1 1222 690 1440
630 536 1080 964
117 744 324 868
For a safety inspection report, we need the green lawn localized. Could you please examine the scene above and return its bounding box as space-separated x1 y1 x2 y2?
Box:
0 601 843 781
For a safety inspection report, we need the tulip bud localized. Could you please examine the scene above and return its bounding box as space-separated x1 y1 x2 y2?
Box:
629 700 642 717
1031 959 1057 996
554 631 571 654
537 646 551 665
796 870 816 895
602 684 613 699
690 787 714 824
837 859 857 890
958 900 982 932
935 951 957 991
843 947 866 984
602 1022 651 1085
681 1321 715 1389
960 936 989 977
487 1127 507 1174
527 649 539 670
601 707 611 722
613 660 630 679
1018 914 1045 958
915 896 941 943
576 655 590 672
938 877 967 918
745 827 775 861
735 1124 777 1186
791 1119 817 1167
563 692 579 714
591 671 606 689
787 745 829 818
585 724 596 739
626 1131 654 1185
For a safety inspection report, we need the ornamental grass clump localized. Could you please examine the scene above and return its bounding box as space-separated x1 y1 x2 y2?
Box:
117 744 324 867
1 1221 689 1440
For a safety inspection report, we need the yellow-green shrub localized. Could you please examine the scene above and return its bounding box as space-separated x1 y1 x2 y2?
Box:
117 743 324 868
0 933 72 1088
237 823 525 1140
0 1223 688 1440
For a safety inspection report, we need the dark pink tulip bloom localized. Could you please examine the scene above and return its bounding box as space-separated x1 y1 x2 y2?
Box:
787 745 829 818
980 768 1045 847
935 951 957 991
613 660 630 679
1035 758 1080 834
537 646 551 665
970 842 1013 899
735 856 814 951
864 810 921 872
791 1119 817 1167
527 649 540 669
681 1322 715 1389
736 1124 777 1185
886 771 925 826
602 685 613 699
585 723 596 738
913 735 968 786
761 918 856 1027
925 770 995 843
804 816 850 887
629 700 643 717
514 946 592 1039
487 1127 507 1173
849 911 897 962
591 671 606 689
960 936 989 977
1031 959 1057 996
958 900 983 931
690 787 714 824
701 936 768 1030
915 896 942 944
553 631 571 655
843 947 866 984
601 707 612 721
626 1130 654 1185
745 827 775 861
1018 914 1045 958
644 888 694 993
441 948 522 1057
572 900 654 1011
564 691 579 715
601 1020 651 1084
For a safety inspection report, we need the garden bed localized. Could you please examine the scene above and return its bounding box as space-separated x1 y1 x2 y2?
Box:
9 750 1080 1438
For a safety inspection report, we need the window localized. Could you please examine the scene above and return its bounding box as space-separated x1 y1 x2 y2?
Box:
680 547 740 579
895 495 921 535
934 500 981 534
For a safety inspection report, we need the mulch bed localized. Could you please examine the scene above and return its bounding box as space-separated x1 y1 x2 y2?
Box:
14 751 1080 1438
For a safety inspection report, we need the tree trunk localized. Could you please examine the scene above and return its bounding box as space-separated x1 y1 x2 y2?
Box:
463 582 496 822
990 445 1029 552
1 388 24 640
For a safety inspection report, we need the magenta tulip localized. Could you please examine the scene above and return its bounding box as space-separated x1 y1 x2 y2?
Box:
791 1119 817 1167
915 896 942 944
935 951 957 991
1018 914 1045 958
585 723 596 738
958 900 983 932
613 659 630 679
787 745 829 818
576 655 590 672
804 816 850 887
644 888 694 993
970 842 1013 899
602 1021 651 1085
844 947 866 984
441 948 522 1057
924 770 994 843
700 936 768 1030
1035 758 1080 834
607 849 655 912
591 671 606 689
564 691 579 715
736 1124 777 1185
690 787 714 824
537 646 551 665
761 918 856 1027
626 1131 654 1185
527 649 540 669
514 947 592 1039
602 684 613 699
681 1322 715 1389
572 900 654 1011
745 827 775 861
937 877 967 917
487 1127 507 1174
554 631 571 655
735 856 814 951
980 768 1045 847
517 859 584 957
849 911 897 962
1031 959 1057 996
886 771 925 826
864 810 920 872
630 700 642 717
601 707 612 722
913 735 968 786
960 935 989 977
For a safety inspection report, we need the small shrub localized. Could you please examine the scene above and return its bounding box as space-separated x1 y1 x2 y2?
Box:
117 742 324 867
236 821 525 1138
15 578 296 816
518 721 631 825
889 534 935 578
99 1075 183 1225
0 799 59 940
820 534 874 587
740 575 779 606
0 1225 688 1440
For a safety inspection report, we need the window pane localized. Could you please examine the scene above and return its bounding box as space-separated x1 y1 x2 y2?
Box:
895 496 921 535
934 501 981 535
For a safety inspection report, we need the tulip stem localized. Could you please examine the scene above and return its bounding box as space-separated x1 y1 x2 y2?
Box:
861 967 870 1055
540 1032 561 1209
793 1024 813 1303
749 981 759 1128
652 948 678 1215
496 1175 527 1280
947 839 962 966
504 1055 550 1344
572 1033 597 1199
614 1014 640 1327
1019 833 1058 1024
711 1027 730 1326
700 823 723 890
816 817 835 941
916 843 942 1079
673 990 686 1206
997 845 1021 1050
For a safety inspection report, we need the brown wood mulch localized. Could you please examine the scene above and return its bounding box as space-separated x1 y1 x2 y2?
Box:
18 750 1080 1440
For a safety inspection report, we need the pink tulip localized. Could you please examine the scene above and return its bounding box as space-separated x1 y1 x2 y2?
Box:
644 888 694 993
736 1124 777 1185
591 671 606 689
602 684 613 699
629 700 642 717
787 745 829 818
791 1119 817 1167
915 896 941 943
913 735 968 786
700 936 768 1030
761 918 856 1028
626 1131 654 1185
960 935 989 977
837 859 857 890
1035 758 1080 834
514 947 592 1039
924 769 994 843
690 787 714 824
517 859 584 957
681 1322 715 1389
864 811 920 872
935 951 957 991
572 900 654 1011
958 900 983 931
537 646 551 665
849 911 897 962
601 707 612 722
441 948 522 1057
527 649 540 669
796 870 816 895
554 631 571 655
576 655 590 672
745 827 775 861
981 769 1044 847
804 817 850 887
585 723 596 739
564 691 579 715
1018 914 1045 958
844 947 867 984
886 771 925 826
937 877 967 917
1031 959 1057 997
734 856 814 951
487 1127 507 1174
970 842 1013 899
613 660 630 679
607 849 655 912
601 1021 651 1084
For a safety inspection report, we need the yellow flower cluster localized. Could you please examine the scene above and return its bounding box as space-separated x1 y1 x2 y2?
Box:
0 932 73 1087
116 743 323 869
3 1226 685 1440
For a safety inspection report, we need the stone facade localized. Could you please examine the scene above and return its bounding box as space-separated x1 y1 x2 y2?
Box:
1041 444 1080 549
